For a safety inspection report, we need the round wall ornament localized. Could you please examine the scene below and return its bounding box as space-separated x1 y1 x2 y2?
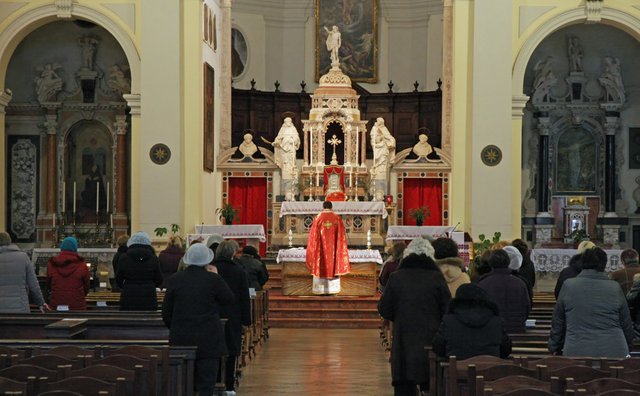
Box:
480 145 502 166
150 143 171 165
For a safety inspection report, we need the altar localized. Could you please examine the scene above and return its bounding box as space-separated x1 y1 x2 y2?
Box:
187 224 266 252
531 248 624 272
32 248 117 289
276 248 382 296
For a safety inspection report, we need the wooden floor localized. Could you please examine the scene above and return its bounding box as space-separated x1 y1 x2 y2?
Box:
238 328 393 395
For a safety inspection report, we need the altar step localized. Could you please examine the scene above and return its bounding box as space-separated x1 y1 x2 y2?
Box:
268 292 381 329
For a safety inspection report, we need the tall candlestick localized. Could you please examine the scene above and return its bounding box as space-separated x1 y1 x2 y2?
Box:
310 127 313 166
62 182 66 212
96 181 100 213
106 182 110 213
110 213 113 228
52 212 56 228
316 170 320 188
355 127 359 166
349 171 353 191
73 182 76 213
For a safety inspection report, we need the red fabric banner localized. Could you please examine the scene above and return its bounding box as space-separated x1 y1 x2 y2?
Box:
228 177 268 256
402 178 443 226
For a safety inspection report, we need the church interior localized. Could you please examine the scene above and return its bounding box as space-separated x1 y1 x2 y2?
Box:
1 0 640 395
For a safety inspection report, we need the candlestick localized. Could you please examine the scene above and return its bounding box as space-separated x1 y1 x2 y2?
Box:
52 212 56 228
356 127 359 167
367 229 371 249
309 127 313 166
349 171 353 192
62 182 66 212
110 213 113 229
316 170 320 188
354 178 359 202
73 182 76 213
288 229 293 248
96 181 99 214
106 182 110 213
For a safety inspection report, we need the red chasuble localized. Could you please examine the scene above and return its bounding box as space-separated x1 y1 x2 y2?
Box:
305 209 350 278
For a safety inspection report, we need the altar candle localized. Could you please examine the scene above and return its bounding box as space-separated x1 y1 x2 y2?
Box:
349 171 353 190
52 212 56 228
310 127 313 166
316 170 320 188
106 182 110 213
62 182 66 212
96 181 100 213
110 213 113 228
355 127 359 166
73 182 76 213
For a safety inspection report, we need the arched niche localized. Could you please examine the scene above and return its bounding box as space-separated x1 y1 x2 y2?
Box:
324 120 345 165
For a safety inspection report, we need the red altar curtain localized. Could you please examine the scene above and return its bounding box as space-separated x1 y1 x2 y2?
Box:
228 177 267 256
403 178 443 226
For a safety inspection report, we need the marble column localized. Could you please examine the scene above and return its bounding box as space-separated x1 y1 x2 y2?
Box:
123 93 141 231
114 115 128 215
536 116 551 214
220 0 232 149
43 112 58 215
604 117 618 213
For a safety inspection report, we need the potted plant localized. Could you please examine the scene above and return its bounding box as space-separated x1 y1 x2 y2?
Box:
154 223 181 238
216 203 239 225
408 205 430 226
469 231 502 279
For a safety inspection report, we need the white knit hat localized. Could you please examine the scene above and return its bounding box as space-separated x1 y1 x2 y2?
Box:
504 245 523 270
127 231 152 247
183 243 214 267
403 237 435 260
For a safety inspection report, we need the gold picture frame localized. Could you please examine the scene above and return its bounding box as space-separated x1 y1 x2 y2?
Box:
315 0 378 83
204 63 215 172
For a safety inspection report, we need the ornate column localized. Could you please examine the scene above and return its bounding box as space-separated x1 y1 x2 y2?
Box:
219 0 232 149
43 113 58 216
114 115 128 215
536 116 551 214
0 90 12 230
123 93 140 231
604 116 618 214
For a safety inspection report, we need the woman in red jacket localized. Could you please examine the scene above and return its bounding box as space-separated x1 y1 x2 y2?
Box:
47 237 90 310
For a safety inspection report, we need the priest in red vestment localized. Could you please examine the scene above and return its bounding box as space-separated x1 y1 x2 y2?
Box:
306 201 350 294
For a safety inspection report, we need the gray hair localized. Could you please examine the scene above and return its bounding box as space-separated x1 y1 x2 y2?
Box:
0 232 11 246
216 239 239 260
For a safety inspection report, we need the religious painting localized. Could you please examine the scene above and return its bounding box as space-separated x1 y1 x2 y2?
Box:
554 128 597 194
232 28 247 78
204 63 215 172
315 0 378 82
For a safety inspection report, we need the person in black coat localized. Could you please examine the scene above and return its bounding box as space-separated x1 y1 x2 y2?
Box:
116 232 163 311
213 239 251 394
511 239 536 290
378 237 451 396
163 243 234 396
110 234 129 291
432 283 512 360
477 249 530 333
158 235 185 288
235 245 269 291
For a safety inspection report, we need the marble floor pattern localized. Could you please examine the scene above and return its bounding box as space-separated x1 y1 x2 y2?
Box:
237 328 394 395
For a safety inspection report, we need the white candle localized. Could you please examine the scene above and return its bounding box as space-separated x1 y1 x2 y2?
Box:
62 182 66 212
349 171 353 189
106 182 110 213
52 212 56 228
316 171 320 188
310 127 313 166
73 182 76 213
96 181 99 213
355 127 359 166
110 213 113 228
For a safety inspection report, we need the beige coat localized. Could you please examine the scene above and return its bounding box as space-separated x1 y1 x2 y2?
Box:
436 257 471 297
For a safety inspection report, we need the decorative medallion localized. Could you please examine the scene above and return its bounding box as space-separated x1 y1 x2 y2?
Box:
150 143 171 165
481 145 502 167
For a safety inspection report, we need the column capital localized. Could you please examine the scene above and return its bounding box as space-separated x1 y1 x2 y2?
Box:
512 95 530 118
114 115 128 135
43 114 58 135
123 93 141 116
604 118 619 136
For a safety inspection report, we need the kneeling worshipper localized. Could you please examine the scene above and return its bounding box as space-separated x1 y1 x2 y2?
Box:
305 201 350 294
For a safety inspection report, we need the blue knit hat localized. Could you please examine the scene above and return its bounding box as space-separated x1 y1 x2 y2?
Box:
127 231 152 247
60 237 78 252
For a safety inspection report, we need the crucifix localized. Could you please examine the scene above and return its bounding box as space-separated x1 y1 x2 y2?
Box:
327 134 342 165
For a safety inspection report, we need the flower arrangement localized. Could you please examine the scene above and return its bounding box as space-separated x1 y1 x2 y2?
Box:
408 205 430 226
215 203 239 225
569 228 589 245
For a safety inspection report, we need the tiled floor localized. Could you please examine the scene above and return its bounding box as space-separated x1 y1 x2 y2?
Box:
238 328 394 395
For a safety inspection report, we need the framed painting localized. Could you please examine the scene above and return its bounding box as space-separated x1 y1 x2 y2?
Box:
315 0 378 83
204 63 215 172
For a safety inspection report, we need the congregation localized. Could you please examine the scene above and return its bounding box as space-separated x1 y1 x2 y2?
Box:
1 228 640 395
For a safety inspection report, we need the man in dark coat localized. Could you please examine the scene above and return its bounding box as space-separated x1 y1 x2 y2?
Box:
511 239 536 290
163 243 234 396
378 237 451 396
235 245 269 291
478 249 530 333
432 283 511 360
610 248 640 294
213 239 251 394
116 232 163 310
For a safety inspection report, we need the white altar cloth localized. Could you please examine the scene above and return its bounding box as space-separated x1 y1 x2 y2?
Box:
386 226 456 241
276 248 383 264
531 248 623 272
280 201 387 219
190 224 266 244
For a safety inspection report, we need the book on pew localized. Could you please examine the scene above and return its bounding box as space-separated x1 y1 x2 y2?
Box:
45 318 88 339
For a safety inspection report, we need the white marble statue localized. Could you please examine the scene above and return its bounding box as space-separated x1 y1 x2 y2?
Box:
568 36 583 73
370 117 395 180
599 56 625 102
273 117 300 199
79 35 99 70
412 134 433 158
324 25 341 66
34 63 63 103
107 65 131 95
532 56 556 92
239 133 258 158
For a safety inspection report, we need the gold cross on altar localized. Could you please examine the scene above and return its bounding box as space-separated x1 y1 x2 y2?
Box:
327 134 342 165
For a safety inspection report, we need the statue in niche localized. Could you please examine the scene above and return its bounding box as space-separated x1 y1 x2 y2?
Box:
370 117 395 180
78 35 99 70
272 117 300 181
599 57 625 103
81 163 106 211
107 65 131 96
34 63 63 103
568 36 583 73
324 25 342 66
239 133 258 158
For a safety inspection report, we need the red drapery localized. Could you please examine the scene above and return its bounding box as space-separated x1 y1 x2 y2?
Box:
403 178 443 226
228 177 268 256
